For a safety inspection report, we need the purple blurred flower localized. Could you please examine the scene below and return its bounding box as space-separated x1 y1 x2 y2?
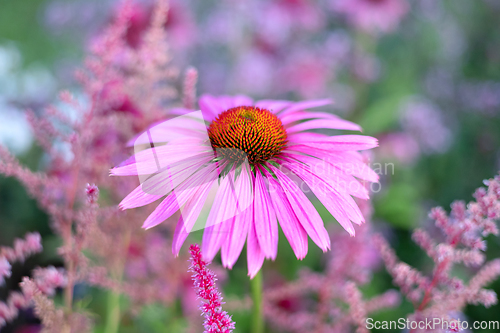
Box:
400 98 453 154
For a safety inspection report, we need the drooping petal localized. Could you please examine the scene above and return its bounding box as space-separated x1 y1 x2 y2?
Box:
180 178 218 234
282 156 365 233
142 193 182 230
141 152 214 195
118 184 163 209
221 206 251 269
294 135 378 151
141 163 218 229
262 168 308 260
284 151 370 199
202 217 232 262
247 220 265 279
110 144 211 176
285 145 379 182
172 214 190 257
221 165 253 268
202 169 247 261
172 178 217 256
268 164 330 252
253 168 278 260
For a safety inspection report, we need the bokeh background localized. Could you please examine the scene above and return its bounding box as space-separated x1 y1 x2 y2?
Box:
1 0 500 332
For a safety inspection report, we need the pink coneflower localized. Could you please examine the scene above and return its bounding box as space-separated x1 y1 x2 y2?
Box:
112 95 378 277
332 0 409 33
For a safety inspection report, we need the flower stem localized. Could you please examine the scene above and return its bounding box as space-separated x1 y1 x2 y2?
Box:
104 290 121 333
104 228 131 333
250 271 264 333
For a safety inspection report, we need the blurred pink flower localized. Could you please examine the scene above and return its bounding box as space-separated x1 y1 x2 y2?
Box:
332 0 409 33
112 95 378 277
279 50 332 98
112 0 196 50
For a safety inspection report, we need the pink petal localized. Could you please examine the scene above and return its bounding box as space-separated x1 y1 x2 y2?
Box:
282 156 365 232
280 111 338 124
286 118 362 133
216 95 254 109
287 132 329 144
203 169 248 261
279 99 332 115
141 164 218 229
262 168 308 260
199 94 225 122
136 153 214 198
202 217 232 262
126 117 207 147
254 100 292 113
142 193 182 230
253 169 278 260
268 165 330 252
119 184 163 209
199 94 253 122
284 151 370 199
221 166 254 268
172 178 217 256
286 145 379 182
247 220 265 279
205 170 239 229
292 135 378 151
172 214 190 257
180 179 218 234
111 145 212 176
221 206 251 269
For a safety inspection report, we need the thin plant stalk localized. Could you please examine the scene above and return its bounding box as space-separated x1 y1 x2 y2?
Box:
250 271 264 333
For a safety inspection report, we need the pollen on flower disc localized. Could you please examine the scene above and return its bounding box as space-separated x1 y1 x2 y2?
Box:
208 106 287 165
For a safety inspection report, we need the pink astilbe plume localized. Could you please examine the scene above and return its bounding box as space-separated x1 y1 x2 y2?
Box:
0 0 194 330
374 172 500 331
189 244 235 333
0 233 68 329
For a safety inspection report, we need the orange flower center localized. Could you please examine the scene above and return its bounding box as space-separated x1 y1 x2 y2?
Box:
208 106 287 165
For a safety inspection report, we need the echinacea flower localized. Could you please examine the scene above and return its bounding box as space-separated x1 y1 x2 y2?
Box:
111 95 378 277
332 0 409 34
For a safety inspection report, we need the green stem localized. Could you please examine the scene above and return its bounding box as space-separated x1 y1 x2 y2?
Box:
104 229 131 333
104 290 121 333
250 271 264 333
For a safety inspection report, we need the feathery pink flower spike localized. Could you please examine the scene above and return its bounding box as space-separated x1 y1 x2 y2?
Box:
112 95 378 277
189 244 235 333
